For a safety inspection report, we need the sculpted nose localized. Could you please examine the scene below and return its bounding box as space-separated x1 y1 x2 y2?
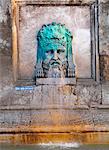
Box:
53 51 58 60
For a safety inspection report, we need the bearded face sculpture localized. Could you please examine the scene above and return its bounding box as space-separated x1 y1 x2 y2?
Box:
42 46 67 78
36 22 75 78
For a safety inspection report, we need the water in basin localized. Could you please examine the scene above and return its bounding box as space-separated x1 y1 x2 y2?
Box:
0 143 109 150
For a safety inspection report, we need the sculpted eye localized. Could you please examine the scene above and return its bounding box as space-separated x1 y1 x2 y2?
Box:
46 50 54 55
51 50 54 54
57 49 65 54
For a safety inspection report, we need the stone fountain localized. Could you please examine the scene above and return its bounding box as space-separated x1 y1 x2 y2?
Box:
1 0 109 145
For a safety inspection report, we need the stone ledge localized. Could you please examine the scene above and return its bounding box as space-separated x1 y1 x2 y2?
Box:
15 0 96 5
0 105 89 110
36 78 76 85
91 104 109 109
1 104 109 110
14 78 101 86
77 78 99 85
0 124 109 133
15 80 35 86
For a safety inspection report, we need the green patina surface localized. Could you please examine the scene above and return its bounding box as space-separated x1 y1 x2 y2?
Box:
36 22 75 78
37 22 73 63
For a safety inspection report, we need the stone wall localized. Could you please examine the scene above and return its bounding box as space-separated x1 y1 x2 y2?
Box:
99 0 109 105
99 1 109 81
0 0 13 94
0 0 109 132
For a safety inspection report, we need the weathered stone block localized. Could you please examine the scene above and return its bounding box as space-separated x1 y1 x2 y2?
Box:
76 84 102 106
0 89 33 106
57 85 77 107
102 82 109 104
4 111 21 125
100 56 109 81
30 109 94 126
0 110 31 126
0 111 5 125
0 55 13 93
99 2 109 55
31 85 77 108
41 85 55 107
31 86 42 107
91 109 109 125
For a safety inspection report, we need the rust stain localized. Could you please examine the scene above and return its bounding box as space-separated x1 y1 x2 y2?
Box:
0 132 109 144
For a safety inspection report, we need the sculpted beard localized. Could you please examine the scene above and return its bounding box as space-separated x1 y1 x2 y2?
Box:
42 59 67 78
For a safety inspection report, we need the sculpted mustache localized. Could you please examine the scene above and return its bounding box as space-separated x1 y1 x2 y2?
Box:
43 59 61 66
42 60 67 69
49 60 61 65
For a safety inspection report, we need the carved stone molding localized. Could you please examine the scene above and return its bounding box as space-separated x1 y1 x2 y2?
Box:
12 0 100 84
13 0 96 5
